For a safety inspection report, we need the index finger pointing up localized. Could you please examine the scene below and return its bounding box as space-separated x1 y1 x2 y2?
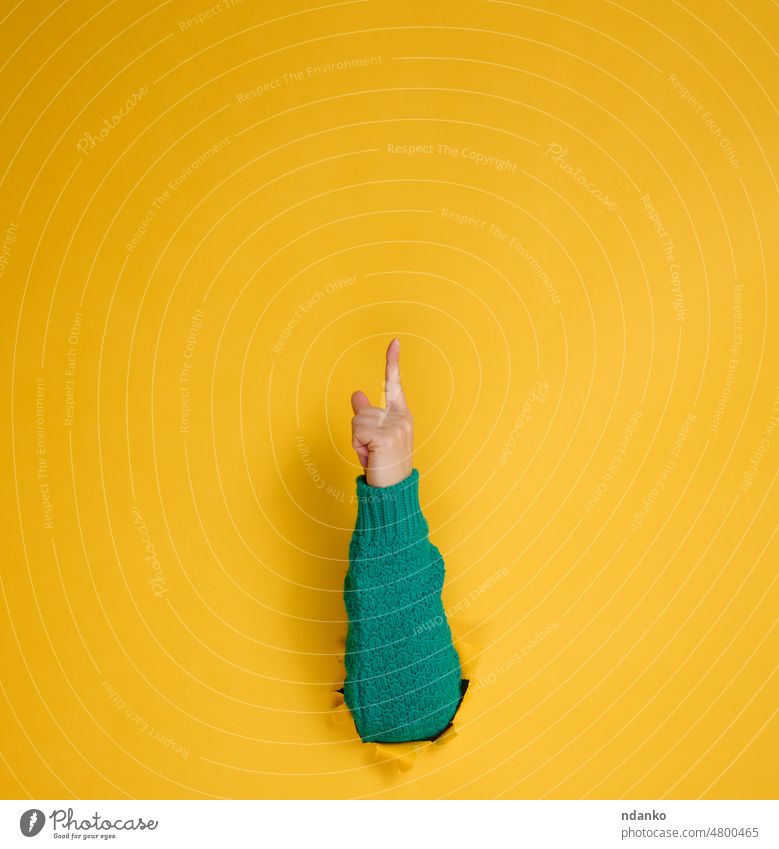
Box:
384 337 409 412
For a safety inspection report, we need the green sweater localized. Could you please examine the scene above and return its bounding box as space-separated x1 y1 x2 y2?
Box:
343 468 465 743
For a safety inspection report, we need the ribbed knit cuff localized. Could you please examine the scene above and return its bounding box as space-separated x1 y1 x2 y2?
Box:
354 468 428 539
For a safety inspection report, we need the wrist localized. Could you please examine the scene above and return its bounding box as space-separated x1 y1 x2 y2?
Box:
366 457 413 488
354 467 427 539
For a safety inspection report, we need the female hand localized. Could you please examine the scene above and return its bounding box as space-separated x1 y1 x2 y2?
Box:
350 338 414 488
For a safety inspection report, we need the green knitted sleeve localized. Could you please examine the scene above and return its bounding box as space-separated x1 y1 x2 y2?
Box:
343 468 464 743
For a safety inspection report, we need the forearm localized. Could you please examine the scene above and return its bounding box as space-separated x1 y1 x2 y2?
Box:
343 469 463 743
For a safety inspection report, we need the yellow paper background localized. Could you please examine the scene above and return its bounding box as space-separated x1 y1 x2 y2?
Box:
0 0 776 799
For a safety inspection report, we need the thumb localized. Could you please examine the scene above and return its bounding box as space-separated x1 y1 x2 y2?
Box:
350 390 371 473
350 390 372 415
